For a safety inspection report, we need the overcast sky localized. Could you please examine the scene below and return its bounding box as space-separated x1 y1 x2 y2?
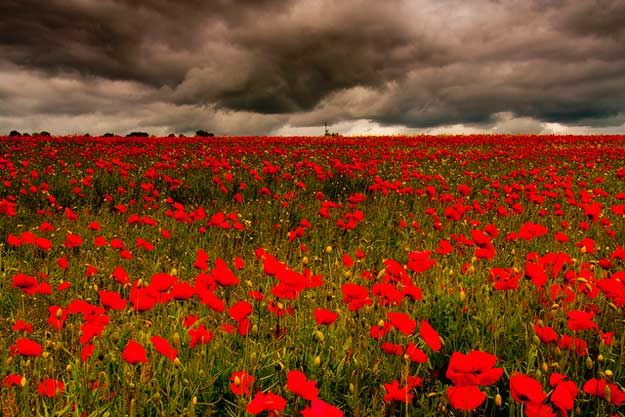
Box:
1 0 624 136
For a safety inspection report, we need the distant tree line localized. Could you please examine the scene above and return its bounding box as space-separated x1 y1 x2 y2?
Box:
8 130 51 137
6 129 216 138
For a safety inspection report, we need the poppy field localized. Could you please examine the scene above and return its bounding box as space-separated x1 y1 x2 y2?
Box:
1 134 625 417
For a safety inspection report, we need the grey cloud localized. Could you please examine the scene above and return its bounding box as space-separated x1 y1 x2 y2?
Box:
1 0 625 135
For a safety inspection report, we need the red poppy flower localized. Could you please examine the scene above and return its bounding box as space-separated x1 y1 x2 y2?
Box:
447 385 486 411
11 273 39 294
122 339 148 364
341 283 372 312
197 289 226 312
230 370 255 396
510 373 546 404
234 256 245 270
56 257 69 270
420 320 441 351
386 312 416 335
13 338 43 357
35 237 52 251
64 233 83 248
301 399 344 417
188 324 213 348
12 319 33 333
246 391 287 415
212 258 240 286
79 314 110 344
112 265 130 285
313 308 338 326
81 344 95 362
383 377 421 403
549 373 578 414
524 403 557 417
446 350 503 387
98 290 128 310
47 305 67 330
170 282 196 300
405 341 428 363
342 253 354 268
87 221 102 230
228 301 253 322
382 342 404 356
407 250 436 273
150 335 177 361
373 283 403 306
38 378 64 398
2 374 23 387
583 378 625 406
565 310 597 331
534 324 558 344
193 249 210 271
286 370 319 400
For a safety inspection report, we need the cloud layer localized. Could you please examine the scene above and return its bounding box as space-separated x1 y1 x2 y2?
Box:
1 0 624 135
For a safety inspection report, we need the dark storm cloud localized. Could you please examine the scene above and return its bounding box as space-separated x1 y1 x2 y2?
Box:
1 0 625 134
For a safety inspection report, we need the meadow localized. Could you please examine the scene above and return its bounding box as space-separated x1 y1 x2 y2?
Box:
1 134 624 417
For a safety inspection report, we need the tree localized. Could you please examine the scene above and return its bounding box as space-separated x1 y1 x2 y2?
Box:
126 132 150 137
195 130 214 137
9 130 21 137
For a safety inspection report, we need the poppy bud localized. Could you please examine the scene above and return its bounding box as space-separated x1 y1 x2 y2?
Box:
585 357 593 369
174 358 181 368
302 256 309 265
314 330 325 342
93 284 98 291
542 362 548 373
192 396 198 406
459 289 466 302
170 268 178 276
313 355 321 366
66 364 72 372
597 354 604 363
344 270 352 278
172 332 181 348
56 308 63 318
325 246 333 253
495 393 502 407
349 383 355 393
603 385 611 403
605 369 613 379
